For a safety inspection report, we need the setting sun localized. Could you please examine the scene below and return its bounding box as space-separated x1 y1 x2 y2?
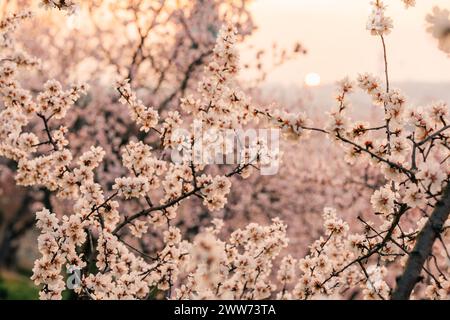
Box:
304 72 321 86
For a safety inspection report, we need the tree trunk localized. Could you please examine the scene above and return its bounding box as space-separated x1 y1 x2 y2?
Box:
0 215 35 268
391 183 450 300
0 227 15 267
0 193 34 268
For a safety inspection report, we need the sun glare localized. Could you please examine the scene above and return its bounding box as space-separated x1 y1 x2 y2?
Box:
304 72 321 87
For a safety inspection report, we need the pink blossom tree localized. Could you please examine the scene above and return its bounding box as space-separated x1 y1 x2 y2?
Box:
0 0 449 300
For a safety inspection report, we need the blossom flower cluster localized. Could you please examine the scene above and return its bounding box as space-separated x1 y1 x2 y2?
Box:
0 14 294 299
39 1 78 14
31 208 86 299
175 218 289 299
0 11 32 50
312 2 449 300
117 79 159 133
0 0 259 284
402 0 416 9
180 25 254 129
426 6 450 56
366 1 393 36
0 0 449 301
288 208 392 300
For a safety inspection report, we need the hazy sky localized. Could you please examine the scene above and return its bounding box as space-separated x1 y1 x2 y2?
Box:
240 0 450 86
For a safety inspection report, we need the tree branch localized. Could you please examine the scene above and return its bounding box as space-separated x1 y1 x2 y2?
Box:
391 182 450 300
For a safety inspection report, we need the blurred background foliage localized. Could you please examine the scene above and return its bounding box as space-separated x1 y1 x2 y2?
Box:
0 270 39 300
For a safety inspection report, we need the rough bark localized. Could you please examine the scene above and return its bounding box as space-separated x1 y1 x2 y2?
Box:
391 183 450 300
